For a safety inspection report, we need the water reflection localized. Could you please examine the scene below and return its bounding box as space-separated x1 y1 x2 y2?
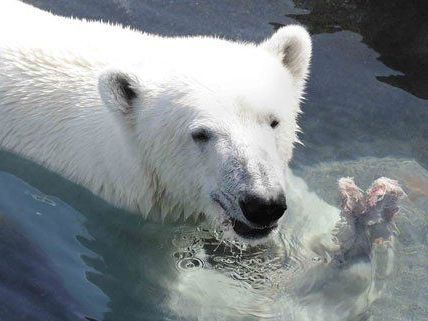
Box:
287 0 428 100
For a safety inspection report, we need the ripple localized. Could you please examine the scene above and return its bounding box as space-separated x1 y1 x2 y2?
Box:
170 225 297 290
176 257 204 271
25 191 56 206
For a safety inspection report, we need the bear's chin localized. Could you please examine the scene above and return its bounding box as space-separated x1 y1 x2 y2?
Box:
230 218 278 240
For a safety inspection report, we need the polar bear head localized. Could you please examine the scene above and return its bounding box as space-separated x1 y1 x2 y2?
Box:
98 25 312 241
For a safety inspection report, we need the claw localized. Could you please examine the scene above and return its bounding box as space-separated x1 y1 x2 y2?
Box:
367 177 405 208
338 177 366 217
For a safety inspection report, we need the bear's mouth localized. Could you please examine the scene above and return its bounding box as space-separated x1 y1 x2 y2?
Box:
212 196 277 240
230 217 277 239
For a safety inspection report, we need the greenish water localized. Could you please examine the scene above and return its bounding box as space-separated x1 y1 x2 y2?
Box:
1 0 428 320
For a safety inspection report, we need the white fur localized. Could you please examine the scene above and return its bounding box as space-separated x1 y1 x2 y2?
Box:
0 0 312 228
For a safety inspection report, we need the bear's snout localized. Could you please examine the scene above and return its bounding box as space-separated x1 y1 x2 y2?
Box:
239 193 287 228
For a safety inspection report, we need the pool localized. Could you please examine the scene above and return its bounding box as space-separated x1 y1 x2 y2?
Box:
1 1 427 320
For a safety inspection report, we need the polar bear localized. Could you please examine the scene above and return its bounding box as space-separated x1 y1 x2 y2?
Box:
0 2 405 320
0 0 311 241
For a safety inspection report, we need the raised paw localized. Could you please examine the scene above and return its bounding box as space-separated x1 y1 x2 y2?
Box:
338 177 405 226
335 177 405 259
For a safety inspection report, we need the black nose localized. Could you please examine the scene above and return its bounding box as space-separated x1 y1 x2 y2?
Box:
239 193 287 227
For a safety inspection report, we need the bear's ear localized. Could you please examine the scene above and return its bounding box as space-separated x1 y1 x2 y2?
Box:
260 25 312 85
98 70 142 116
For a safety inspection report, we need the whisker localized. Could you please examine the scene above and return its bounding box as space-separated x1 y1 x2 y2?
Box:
221 191 235 205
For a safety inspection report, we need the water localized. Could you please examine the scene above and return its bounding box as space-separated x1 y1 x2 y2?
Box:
1 1 428 320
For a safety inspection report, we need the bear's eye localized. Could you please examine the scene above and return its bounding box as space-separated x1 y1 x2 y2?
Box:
191 129 211 143
270 119 280 129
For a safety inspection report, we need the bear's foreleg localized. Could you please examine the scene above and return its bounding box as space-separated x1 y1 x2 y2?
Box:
334 177 405 297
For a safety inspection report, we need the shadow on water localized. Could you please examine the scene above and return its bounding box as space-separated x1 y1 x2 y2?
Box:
279 0 428 169
286 0 428 100
0 150 185 321
0 215 80 321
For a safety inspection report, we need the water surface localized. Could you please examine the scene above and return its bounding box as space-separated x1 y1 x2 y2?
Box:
1 1 428 320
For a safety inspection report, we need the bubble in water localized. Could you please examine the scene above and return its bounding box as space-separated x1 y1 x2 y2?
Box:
176 257 204 271
170 223 299 290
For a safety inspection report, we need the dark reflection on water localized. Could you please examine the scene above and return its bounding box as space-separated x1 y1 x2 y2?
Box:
1 1 428 321
0 214 81 321
0 151 183 321
284 0 428 168
287 0 428 100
